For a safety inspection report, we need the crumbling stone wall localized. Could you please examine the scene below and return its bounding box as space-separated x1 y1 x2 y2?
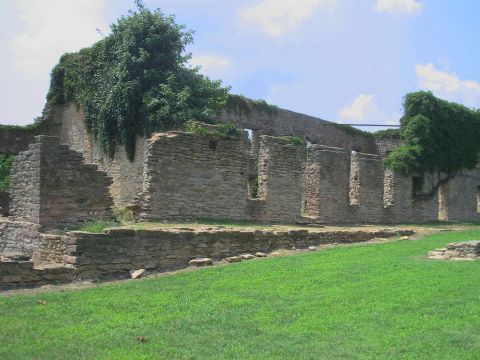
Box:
45 104 146 207
218 107 378 154
349 152 384 223
303 145 351 223
411 172 440 223
0 219 40 254
382 169 413 223
0 128 38 155
9 136 113 230
255 136 305 223
139 131 250 221
0 253 73 290
9 144 41 223
58 227 413 279
438 169 480 222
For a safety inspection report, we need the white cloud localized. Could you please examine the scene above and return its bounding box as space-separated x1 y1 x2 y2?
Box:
416 63 480 107
338 94 399 125
374 0 423 15
9 0 108 77
240 0 335 36
190 54 232 78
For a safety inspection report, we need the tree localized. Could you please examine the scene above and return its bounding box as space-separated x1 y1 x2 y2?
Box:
47 3 230 160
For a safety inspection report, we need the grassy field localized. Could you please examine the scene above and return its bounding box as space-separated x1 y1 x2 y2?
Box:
1 230 480 359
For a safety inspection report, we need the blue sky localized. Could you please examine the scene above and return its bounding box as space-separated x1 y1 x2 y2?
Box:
1 0 480 130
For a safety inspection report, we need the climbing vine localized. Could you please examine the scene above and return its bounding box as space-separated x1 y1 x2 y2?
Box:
47 2 229 160
385 91 480 176
0 154 14 192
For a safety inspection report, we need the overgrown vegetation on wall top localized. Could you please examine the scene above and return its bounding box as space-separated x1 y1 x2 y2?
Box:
384 91 480 175
47 1 229 161
185 120 240 139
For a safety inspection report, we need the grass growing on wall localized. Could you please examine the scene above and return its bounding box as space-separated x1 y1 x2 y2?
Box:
75 221 120 233
2 230 480 359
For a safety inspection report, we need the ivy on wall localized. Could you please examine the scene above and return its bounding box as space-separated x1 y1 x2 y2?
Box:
0 154 14 192
384 91 480 176
47 2 229 161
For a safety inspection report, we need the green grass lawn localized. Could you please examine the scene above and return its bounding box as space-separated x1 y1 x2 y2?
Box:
2 230 480 359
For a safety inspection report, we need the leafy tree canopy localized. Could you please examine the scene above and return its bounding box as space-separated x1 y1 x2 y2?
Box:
384 91 480 175
47 1 229 160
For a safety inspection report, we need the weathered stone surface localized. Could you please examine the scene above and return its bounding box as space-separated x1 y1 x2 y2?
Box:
428 241 480 260
225 256 242 263
308 246 317 251
9 136 114 231
240 254 256 260
0 257 74 289
255 252 267 257
130 269 145 279
139 131 250 222
189 258 214 267
252 136 305 223
0 219 40 255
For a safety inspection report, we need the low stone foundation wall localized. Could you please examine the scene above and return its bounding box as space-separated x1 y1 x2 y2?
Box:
0 219 40 255
59 227 414 279
0 253 73 290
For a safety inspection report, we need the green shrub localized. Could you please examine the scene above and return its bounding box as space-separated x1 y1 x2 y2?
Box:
224 94 278 117
185 120 240 139
282 135 306 147
332 123 374 137
374 128 401 139
385 91 480 175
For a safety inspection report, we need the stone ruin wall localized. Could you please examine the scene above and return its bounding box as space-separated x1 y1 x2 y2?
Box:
438 169 480 223
254 136 305 223
1 102 480 228
0 102 399 210
47 227 414 281
43 104 146 207
303 145 351 223
0 136 114 255
139 131 251 222
217 107 378 154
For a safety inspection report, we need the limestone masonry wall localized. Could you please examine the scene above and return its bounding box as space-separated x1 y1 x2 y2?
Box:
45 104 146 207
9 136 113 230
3 102 480 229
349 152 384 223
0 219 40 255
255 136 305 223
9 144 41 223
217 108 378 154
303 145 351 223
139 132 250 221
382 169 413 223
439 169 480 222
0 253 73 290
57 228 413 279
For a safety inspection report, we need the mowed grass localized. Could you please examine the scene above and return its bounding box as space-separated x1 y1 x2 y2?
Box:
2 231 480 359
